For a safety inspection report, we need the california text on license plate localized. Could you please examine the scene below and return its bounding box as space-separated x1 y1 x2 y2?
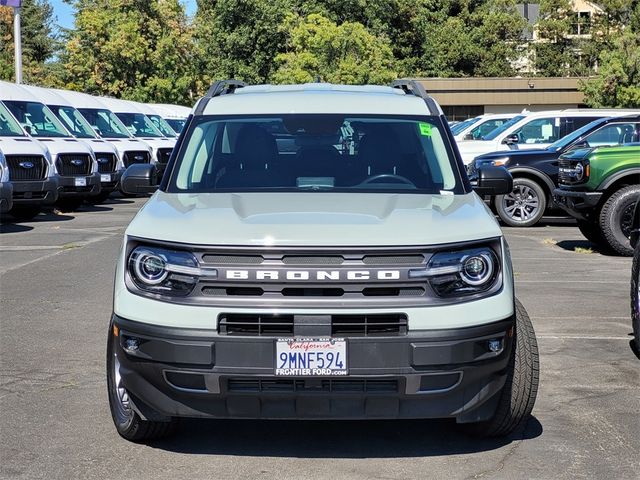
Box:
275 338 347 376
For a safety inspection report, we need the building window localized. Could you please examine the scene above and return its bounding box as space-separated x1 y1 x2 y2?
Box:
442 106 484 122
572 12 591 35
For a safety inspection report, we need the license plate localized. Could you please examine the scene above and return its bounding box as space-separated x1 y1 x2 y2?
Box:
75 177 87 186
100 174 111 182
275 338 347 376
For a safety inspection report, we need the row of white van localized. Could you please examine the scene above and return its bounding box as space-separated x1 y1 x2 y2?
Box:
0 81 191 218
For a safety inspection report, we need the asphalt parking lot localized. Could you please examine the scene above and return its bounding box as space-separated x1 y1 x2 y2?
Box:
1 197 638 480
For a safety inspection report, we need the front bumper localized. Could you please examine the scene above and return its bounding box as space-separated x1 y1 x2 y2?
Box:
113 313 514 422
0 182 13 213
98 169 124 193
10 177 59 206
57 172 101 197
553 188 603 221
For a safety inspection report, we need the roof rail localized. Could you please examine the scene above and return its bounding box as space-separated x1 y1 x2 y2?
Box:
390 79 440 115
205 79 246 98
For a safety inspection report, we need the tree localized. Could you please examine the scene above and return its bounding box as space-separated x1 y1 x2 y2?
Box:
580 30 640 108
0 0 62 85
272 13 397 84
194 0 293 84
63 0 198 104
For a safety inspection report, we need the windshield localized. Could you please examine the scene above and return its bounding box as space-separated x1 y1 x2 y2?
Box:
78 108 131 138
169 114 463 194
115 112 163 138
451 117 480 135
148 114 177 137
0 102 25 136
482 115 526 141
3 100 70 137
548 118 608 151
49 105 97 139
166 118 186 133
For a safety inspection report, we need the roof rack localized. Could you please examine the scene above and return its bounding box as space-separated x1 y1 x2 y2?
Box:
205 79 247 98
390 79 440 115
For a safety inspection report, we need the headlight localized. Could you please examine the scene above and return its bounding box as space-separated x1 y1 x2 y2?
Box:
477 157 509 168
128 246 217 297
409 247 500 297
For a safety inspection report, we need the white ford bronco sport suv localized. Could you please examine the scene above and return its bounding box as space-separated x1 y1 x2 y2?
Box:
109 80 539 441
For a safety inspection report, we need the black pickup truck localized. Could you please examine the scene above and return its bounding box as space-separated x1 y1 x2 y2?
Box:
468 115 640 227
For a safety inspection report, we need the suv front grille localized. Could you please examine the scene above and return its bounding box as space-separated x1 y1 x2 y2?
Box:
56 154 92 176
226 377 399 394
5 155 47 181
123 150 150 167
95 153 117 173
218 313 407 337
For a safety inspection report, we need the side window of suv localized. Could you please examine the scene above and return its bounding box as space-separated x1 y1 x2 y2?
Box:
585 123 639 147
468 119 508 140
512 117 559 144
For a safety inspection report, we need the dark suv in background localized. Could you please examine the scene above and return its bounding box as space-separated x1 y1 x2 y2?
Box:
469 115 640 227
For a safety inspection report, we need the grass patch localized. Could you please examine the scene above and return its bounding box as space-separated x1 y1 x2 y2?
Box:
61 243 81 250
541 238 556 246
574 246 593 254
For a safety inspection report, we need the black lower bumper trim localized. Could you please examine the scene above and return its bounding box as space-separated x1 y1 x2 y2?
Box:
57 173 101 197
10 177 59 205
112 313 515 421
554 188 603 220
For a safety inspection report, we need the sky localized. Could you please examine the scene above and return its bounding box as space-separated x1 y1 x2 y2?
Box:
49 0 198 30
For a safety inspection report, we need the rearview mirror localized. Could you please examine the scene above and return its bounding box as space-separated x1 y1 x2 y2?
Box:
121 164 158 195
473 166 513 196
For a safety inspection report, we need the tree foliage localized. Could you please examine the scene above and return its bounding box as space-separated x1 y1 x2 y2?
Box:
63 0 198 104
273 13 396 84
0 0 62 85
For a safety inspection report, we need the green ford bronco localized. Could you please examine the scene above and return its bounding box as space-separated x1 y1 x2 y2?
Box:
554 144 640 256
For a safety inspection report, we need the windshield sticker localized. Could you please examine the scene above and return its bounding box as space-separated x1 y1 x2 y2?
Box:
418 123 432 136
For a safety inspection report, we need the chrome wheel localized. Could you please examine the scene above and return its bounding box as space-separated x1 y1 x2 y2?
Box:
501 185 540 223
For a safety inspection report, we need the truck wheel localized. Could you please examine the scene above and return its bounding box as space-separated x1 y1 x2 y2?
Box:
577 219 606 247
463 299 539 437
599 185 640 256
632 243 640 352
9 206 41 221
494 178 547 227
107 326 176 442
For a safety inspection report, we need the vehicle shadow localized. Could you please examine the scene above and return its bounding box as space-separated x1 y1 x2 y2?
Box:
150 416 543 458
0 210 75 231
555 239 601 252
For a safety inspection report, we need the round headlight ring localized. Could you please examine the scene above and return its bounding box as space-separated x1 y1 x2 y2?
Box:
133 251 168 285
574 163 584 180
460 252 495 286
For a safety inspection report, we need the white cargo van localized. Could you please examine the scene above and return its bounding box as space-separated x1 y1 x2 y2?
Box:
96 97 176 178
147 103 191 134
52 89 153 174
0 81 99 210
0 101 59 218
21 84 123 202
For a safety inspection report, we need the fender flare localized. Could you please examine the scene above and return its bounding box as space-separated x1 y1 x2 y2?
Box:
598 168 640 191
507 167 556 195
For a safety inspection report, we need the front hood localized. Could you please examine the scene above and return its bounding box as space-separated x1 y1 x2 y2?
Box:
456 140 499 164
475 148 556 163
104 138 152 156
34 138 93 157
136 138 176 149
80 138 117 155
126 192 502 247
0 136 49 156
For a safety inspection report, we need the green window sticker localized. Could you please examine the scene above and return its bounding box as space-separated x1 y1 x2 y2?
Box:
418 122 432 136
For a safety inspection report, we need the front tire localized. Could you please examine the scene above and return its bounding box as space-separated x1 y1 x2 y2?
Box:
599 185 639 256
107 325 176 442
86 191 112 205
9 206 41 221
463 299 540 437
577 219 606 247
56 198 84 213
494 178 547 227
632 243 640 352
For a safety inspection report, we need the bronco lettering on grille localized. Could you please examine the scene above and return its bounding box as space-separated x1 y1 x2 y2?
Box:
225 270 401 281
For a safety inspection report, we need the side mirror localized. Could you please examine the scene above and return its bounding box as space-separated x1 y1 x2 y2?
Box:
24 125 32 135
473 166 513 196
120 164 158 195
92 126 102 137
503 134 519 145
463 133 474 141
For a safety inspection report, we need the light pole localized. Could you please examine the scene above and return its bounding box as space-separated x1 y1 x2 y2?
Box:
2 0 23 83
